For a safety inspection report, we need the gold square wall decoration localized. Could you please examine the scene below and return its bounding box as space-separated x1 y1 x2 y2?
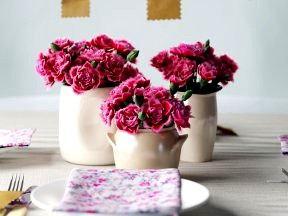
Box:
147 0 181 20
62 0 90 18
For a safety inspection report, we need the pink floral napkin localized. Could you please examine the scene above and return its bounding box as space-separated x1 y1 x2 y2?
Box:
279 135 288 155
54 168 181 215
0 129 35 148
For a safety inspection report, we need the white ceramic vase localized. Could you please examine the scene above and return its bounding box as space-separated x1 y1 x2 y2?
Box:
179 92 217 162
106 127 188 169
59 86 115 165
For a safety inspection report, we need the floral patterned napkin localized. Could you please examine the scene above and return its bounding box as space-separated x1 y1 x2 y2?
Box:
54 168 181 215
279 135 288 155
0 129 35 148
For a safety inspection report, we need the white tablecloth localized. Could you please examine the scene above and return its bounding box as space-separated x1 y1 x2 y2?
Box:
0 112 288 216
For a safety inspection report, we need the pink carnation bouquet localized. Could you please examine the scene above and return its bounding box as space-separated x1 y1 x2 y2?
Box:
101 75 192 134
151 40 239 100
35 34 140 94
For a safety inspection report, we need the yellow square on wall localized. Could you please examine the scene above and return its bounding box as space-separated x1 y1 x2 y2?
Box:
147 0 181 20
62 0 90 18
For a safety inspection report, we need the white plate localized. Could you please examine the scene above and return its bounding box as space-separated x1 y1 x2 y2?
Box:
0 146 17 154
31 179 209 215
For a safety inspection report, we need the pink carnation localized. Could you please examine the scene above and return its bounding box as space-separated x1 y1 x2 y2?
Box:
43 75 55 89
100 98 116 126
64 72 73 86
70 62 100 94
171 99 191 131
101 53 125 82
169 57 196 87
76 47 101 63
143 97 173 133
121 63 140 82
198 61 218 81
217 54 239 85
143 86 171 101
170 42 205 58
35 53 55 88
115 104 140 134
48 51 71 82
52 38 74 51
110 74 149 103
101 75 150 125
150 51 172 73
91 34 114 50
114 40 135 55
67 41 88 56
36 53 52 77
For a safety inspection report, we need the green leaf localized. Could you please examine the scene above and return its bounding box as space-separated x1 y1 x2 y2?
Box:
50 43 61 52
133 95 143 106
127 50 139 62
169 83 178 95
200 79 208 89
204 39 210 52
123 100 131 106
138 112 146 121
91 61 97 68
182 89 193 101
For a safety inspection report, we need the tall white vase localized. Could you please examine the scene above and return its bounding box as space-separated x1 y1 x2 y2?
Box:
59 86 115 165
179 92 217 162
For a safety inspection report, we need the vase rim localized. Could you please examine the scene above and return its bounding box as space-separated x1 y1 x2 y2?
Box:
178 91 217 98
117 126 176 134
61 85 115 96
138 126 175 133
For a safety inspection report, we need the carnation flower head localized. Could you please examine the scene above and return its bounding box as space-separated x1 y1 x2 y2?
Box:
150 51 172 72
169 57 196 87
115 104 140 134
142 97 173 133
171 98 191 131
91 34 114 50
114 40 135 55
48 51 71 82
198 60 218 81
50 38 74 53
101 75 150 126
69 62 100 94
143 86 171 101
216 54 239 85
170 42 205 58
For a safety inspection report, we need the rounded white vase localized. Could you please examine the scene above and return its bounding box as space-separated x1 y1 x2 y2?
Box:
179 92 217 162
59 86 115 165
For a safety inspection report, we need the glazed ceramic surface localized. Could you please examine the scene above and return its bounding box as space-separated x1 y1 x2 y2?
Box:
179 93 217 162
59 86 115 165
107 127 187 169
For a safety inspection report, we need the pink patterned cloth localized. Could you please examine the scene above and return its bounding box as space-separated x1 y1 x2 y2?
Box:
54 168 181 215
0 129 35 148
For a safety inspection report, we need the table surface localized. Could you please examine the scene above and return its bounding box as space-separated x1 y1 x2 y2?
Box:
0 111 288 216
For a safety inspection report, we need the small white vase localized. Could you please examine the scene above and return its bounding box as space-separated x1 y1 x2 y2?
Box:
106 127 188 169
178 92 217 162
59 86 115 165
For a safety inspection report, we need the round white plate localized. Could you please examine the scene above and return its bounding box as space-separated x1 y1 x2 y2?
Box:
32 179 209 215
0 146 17 154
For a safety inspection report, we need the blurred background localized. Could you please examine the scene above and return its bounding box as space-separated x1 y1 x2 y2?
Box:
0 0 287 113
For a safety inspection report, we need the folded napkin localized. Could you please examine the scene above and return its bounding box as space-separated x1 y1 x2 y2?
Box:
0 191 22 209
1 186 35 216
54 168 181 215
279 135 288 155
0 129 35 148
